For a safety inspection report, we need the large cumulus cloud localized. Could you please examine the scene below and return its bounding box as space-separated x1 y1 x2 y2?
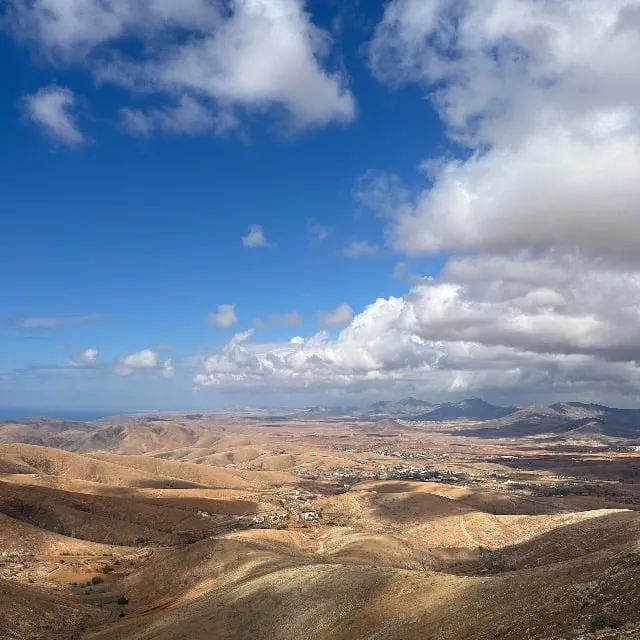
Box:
194 2 640 401
366 0 640 259
195 254 640 398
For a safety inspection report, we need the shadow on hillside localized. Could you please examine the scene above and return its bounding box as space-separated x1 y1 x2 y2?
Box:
492 454 640 484
366 485 579 521
0 479 262 547
97 541 640 640
438 551 640 640
448 509 640 576
356 481 421 493
368 491 474 524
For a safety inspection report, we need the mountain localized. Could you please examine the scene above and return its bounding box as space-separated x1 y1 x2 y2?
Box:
362 397 435 417
295 405 361 418
412 398 519 422
464 402 640 439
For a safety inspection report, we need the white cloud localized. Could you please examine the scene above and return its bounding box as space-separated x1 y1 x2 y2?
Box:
115 348 158 376
366 0 640 262
342 240 380 258
23 85 83 146
122 349 157 368
114 348 174 377
277 0 640 402
193 254 640 398
206 304 239 329
252 318 268 331
319 303 353 329
7 0 355 134
161 359 175 377
242 224 270 248
72 348 99 365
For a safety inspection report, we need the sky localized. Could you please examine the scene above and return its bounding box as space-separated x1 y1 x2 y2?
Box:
4 0 640 412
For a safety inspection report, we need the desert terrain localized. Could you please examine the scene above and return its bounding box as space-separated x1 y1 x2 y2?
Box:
1 400 640 639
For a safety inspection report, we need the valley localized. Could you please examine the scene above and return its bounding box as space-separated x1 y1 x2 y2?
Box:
1 401 640 639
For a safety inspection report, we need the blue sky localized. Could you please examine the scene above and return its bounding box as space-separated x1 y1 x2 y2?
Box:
4 0 640 412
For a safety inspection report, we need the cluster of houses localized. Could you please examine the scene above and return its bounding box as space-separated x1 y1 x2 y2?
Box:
250 487 323 529
385 465 466 483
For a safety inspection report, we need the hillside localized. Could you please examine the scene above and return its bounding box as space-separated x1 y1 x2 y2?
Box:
1 418 640 639
0 577 103 640
84 512 640 640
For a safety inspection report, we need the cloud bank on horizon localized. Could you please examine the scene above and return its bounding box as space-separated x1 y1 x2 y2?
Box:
6 0 640 407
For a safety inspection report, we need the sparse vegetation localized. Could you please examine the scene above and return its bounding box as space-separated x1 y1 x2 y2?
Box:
91 576 104 585
101 565 115 574
587 614 621 632
117 596 129 605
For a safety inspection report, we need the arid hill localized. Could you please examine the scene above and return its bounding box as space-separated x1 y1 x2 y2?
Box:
1 414 640 639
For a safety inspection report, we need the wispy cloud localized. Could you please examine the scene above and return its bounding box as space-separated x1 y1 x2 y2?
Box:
319 303 353 329
252 318 268 331
308 221 333 242
10 314 102 330
119 97 238 138
342 241 380 258
272 312 303 327
252 312 303 330
13 362 103 375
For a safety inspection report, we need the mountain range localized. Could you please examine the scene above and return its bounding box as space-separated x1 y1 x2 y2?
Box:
464 402 640 440
296 397 518 422
292 398 640 440
2 399 640 447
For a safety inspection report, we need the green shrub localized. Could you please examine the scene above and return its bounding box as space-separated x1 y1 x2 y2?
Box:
101 565 115 574
587 614 621 632
91 576 104 585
